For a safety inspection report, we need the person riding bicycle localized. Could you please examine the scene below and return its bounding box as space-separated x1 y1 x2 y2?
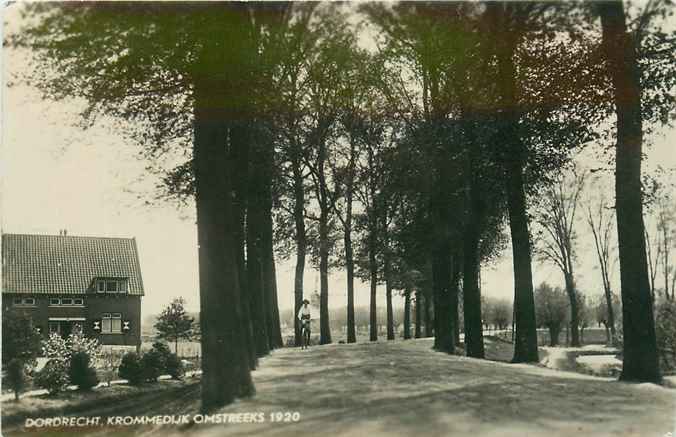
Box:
297 299 311 348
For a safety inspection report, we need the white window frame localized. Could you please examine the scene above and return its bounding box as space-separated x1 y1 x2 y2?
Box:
49 298 60 306
73 298 84 306
96 279 126 294
101 313 123 334
61 298 73 306
14 297 36 306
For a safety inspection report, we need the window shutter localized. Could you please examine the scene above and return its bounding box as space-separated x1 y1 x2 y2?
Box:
123 320 131 332
93 319 101 332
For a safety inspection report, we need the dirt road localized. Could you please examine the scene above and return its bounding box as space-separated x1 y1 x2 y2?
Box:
4 338 675 437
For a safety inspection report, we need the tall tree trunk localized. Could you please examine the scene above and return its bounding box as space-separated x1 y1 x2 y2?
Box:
319 209 332 345
345 230 356 343
404 288 412 339
292 161 306 347
604 288 617 345
193 80 253 410
424 277 433 338
345 139 357 344
415 290 422 339
261 166 283 349
599 0 660 383
247 154 270 357
452 255 461 346
259 134 282 351
385 247 395 341
564 273 581 347
369 228 378 342
230 122 257 370
462 118 485 359
549 325 561 347
462 223 485 358
431 230 454 353
316 138 332 345
267 252 283 348
492 20 539 362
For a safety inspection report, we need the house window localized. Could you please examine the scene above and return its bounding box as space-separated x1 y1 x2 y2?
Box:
50 298 60 306
14 297 36 306
73 298 84 306
96 280 125 293
61 298 73 305
102 313 122 334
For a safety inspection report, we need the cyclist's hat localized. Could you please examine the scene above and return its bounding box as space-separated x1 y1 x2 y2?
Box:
302 299 310 305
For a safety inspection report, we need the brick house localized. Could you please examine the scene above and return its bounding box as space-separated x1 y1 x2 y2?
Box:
1 233 144 349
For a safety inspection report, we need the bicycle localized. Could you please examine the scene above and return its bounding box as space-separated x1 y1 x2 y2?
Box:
300 319 311 349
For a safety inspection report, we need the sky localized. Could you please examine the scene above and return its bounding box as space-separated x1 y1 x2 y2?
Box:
1 2 675 316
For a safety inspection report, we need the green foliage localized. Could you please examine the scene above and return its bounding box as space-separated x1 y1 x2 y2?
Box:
483 298 513 330
118 352 143 386
154 298 194 351
165 353 185 380
150 341 184 379
35 359 69 395
140 349 165 383
2 310 42 366
534 282 568 329
69 351 99 391
6 358 27 400
42 332 102 368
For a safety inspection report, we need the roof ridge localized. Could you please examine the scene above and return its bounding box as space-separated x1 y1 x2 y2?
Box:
2 233 136 241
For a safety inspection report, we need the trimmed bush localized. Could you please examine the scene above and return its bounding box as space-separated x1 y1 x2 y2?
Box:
141 349 165 382
35 359 69 395
118 352 143 385
69 351 99 391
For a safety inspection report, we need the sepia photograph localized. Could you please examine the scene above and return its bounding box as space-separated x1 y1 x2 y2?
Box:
1 1 675 436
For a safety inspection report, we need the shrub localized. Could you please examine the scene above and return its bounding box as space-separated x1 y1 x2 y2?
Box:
150 342 183 380
141 349 165 382
6 359 26 400
68 334 102 368
42 333 70 363
42 333 102 367
69 351 99 391
35 359 69 395
165 353 184 380
118 352 143 385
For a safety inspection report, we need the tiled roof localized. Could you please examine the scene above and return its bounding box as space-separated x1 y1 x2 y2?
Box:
1 233 144 296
